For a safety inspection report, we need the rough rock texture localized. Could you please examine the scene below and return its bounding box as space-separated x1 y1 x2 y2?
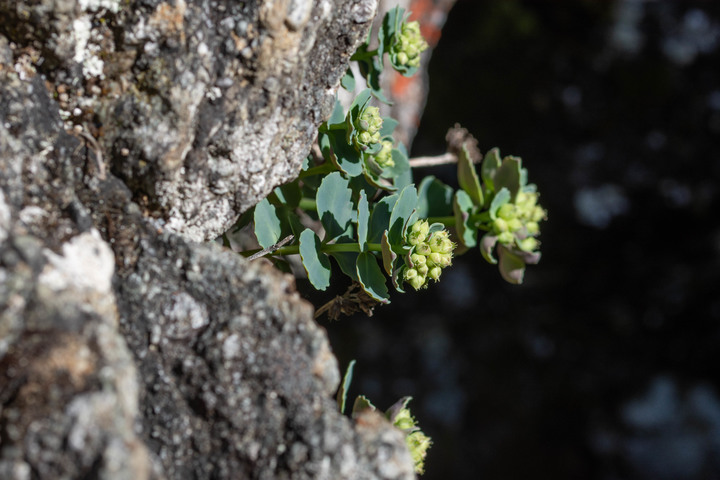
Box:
0 1 416 479
1 0 378 242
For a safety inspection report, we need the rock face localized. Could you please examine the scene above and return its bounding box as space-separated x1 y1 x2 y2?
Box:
0 1 416 479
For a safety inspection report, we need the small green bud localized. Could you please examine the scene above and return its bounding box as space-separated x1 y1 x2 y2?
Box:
428 252 442 266
497 231 514 245
408 274 425 290
358 131 372 145
531 206 546 222
410 253 426 266
404 268 418 280
493 217 508 233
507 218 523 232
416 264 428 277
415 242 431 256
497 203 516 220
438 252 452 267
397 51 409 66
428 266 442 281
406 430 432 475
518 237 538 252
438 238 454 255
525 221 539 235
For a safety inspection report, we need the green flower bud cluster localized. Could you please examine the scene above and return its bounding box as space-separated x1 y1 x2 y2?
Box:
372 140 395 169
356 106 383 149
491 191 547 251
404 220 455 290
389 401 432 475
393 21 429 69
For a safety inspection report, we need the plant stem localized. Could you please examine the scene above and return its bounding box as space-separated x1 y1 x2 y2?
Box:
408 152 458 168
273 242 383 256
299 163 336 179
299 197 317 211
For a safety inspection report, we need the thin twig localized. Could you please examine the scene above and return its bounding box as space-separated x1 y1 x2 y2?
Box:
247 234 295 260
408 152 458 168
77 125 106 180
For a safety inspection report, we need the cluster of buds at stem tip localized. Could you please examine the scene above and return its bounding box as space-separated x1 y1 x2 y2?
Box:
492 191 547 252
393 21 429 69
403 220 455 290
356 106 383 149
386 398 432 475
372 140 395 169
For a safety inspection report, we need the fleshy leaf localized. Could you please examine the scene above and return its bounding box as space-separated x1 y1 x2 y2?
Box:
380 147 410 180
480 233 499 265
498 245 527 285
457 144 484 208
380 230 396 276
356 252 390 302
316 172 355 241
481 147 502 192
325 128 363 177
453 189 478 248
299 229 331 290
368 194 398 244
352 395 377 418
327 97 346 128
273 182 301 208
357 190 370 251
388 184 418 246
341 69 355 91
253 198 282 249
416 175 453 218
380 117 398 138
489 187 511 220
494 155 522 200
336 360 356 414
331 252 359 282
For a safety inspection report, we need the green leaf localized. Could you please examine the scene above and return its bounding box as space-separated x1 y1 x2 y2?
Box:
392 143 413 191
388 184 418 246
356 252 390 302
357 190 370 251
457 144 484 208
368 194 398 244
498 246 526 285
341 68 355 91
489 187 511 220
253 198 282 248
316 172 354 240
380 117 398 138
348 89 373 128
479 232 499 265
352 395 377 418
416 175 453 218
299 229 331 290
380 230 396 276
380 147 410 180
323 128 364 177
336 360 356 414
327 97 346 128
331 252 359 282
273 182 301 208
494 156 523 200
453 189 478 248
481 147 502 192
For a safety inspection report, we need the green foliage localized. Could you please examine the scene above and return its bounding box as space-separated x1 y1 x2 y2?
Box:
231 6 547 303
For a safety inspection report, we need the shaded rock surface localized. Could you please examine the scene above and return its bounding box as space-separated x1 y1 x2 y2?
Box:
0 1 416 479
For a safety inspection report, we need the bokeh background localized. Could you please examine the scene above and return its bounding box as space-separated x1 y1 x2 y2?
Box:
310 1 720 478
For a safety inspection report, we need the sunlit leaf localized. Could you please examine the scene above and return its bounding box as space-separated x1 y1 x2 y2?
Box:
357 190 370 251
253 198 282 249
453 189 478 248
299 229 331 290
481 147 502 193
479 232 499 265
416 175 453 218
336 360 356 414
356 252 389 302
388 184 418 246
380 230 396 276
498 245 526 285
457 144 484 208
494 156 522 200
316 172 355 241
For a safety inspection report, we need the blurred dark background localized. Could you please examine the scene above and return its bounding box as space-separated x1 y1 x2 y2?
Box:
315 1 720 478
